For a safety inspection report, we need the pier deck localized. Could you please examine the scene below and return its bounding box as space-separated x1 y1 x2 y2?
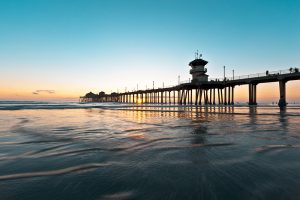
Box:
80 68 300 107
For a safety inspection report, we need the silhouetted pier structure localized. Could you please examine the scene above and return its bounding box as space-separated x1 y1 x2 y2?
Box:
80 56 300 108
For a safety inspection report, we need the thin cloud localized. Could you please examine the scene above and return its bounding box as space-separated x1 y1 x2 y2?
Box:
32 90 55 95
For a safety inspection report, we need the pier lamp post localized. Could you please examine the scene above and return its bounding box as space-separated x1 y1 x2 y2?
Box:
223 66 226 80
137 84 138 91
153 81 154 89
178 75 180 85
163 82 164 88
233 69 235 80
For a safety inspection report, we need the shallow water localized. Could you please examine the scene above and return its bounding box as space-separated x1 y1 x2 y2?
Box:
0 102 300 200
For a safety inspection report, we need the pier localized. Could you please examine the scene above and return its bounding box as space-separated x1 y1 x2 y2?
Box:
80 56 300 108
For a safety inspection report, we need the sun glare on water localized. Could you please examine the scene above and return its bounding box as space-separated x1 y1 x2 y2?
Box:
137 98 143 104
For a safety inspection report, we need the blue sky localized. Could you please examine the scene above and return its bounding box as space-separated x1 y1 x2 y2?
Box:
0 0 299 100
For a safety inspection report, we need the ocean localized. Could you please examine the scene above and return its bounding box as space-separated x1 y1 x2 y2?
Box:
0 101 300 200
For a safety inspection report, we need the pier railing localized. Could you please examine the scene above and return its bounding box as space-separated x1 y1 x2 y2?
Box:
180 68 299 84
113 68 299 92
119 68 299 92
222 68 296 81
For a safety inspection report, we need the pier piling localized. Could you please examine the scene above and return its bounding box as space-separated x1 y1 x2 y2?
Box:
278 80 287 107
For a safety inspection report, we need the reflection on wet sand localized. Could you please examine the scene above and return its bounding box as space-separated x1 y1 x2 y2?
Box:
0 106 300 200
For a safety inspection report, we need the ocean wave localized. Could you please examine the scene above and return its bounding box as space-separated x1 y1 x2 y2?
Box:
1 101 300 117
0 101 131 110
256 144 300 153
98 191 135 200
155 142 235 150
0 162 111 181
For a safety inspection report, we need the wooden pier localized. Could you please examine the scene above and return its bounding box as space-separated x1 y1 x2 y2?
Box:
80 57 300 108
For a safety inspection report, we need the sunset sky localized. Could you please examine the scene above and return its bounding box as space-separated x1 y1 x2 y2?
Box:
0 0 300 102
